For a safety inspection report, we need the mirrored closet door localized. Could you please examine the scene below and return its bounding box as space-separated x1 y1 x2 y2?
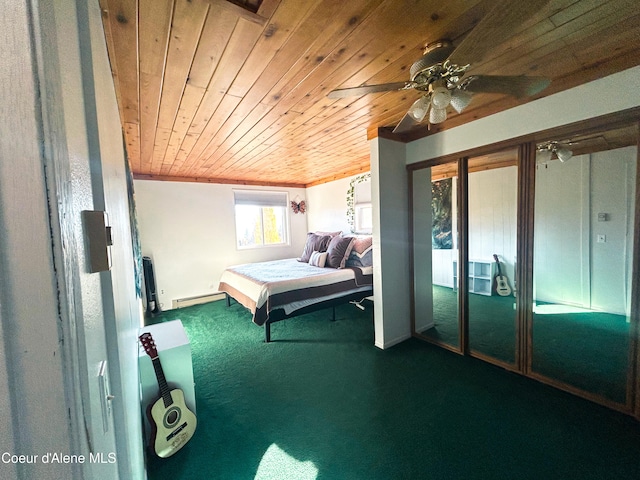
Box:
412 161 460 351
410 115 639 417
531 124 638 406
467 149 519 366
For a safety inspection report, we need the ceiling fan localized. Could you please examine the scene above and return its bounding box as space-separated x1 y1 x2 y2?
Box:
327 0 552 133
536 141 574 164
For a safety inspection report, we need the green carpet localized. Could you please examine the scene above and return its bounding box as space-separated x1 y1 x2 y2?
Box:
145 300 640 479
423 286 630 401
424 285 517 362
422 285 460 347
532 307 630 403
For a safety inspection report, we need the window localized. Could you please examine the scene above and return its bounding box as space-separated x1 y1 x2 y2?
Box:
355 203 373 233
234 190 289 249
347 173 372 234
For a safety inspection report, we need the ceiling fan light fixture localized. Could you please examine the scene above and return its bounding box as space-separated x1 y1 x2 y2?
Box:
537 141 573 163
536 148 552 164
556 147 573 162
429 106 447 124
430 86 452 109
407 95 431 122
450 89 473 113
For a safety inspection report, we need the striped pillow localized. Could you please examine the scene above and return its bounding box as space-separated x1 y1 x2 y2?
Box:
308 251 328 268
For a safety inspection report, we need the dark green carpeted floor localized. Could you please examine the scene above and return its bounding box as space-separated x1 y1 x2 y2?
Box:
532 306 630 403
426 286 518 362
423 286 630 402
146 299 640 479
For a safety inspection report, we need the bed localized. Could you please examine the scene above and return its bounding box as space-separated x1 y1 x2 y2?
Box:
218 234 374 342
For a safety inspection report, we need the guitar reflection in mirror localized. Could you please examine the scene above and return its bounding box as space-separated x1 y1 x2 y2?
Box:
493 254 512 297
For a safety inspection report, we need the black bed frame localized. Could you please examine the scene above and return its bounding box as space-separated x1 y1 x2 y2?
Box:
225 290 373 342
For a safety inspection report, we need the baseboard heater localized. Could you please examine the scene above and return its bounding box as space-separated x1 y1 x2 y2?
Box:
172 292 226 309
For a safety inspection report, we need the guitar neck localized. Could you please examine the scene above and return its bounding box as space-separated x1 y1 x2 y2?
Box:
493 255 503 276
151 357 174 408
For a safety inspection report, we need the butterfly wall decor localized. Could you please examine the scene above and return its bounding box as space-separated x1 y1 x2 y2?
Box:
291 200 306 214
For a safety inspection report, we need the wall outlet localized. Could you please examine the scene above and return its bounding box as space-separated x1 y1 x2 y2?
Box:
596 234 606 243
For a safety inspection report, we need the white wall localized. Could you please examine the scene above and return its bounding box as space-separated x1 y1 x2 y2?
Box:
86 0 146 474
0 2 72 478
534 147 636 314
49 0 144 477
134 180 308 309
468 166 518 284
306 172 373 234
52 1 122 477
298 146 408 349
534 156 589 306
306 176 354 233
429 167 517 288
413 168 434 332
371 137 411 349
591 147 637 315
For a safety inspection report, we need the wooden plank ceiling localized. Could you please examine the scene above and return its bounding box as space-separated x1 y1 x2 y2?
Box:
99 0 640 188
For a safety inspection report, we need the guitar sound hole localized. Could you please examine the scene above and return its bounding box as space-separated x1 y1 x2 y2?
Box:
167 410 178 425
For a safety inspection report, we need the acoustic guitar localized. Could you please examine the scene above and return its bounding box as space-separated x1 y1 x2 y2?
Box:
492 254 512 297
139 332 197 458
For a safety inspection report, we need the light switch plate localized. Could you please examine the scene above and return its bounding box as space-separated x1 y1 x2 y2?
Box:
98 360 113 433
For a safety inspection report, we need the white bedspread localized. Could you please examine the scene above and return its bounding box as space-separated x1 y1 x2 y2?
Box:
218 258 372 312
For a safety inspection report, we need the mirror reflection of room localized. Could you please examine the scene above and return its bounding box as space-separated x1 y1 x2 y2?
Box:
532 125 637 405
467 149 518 365
413 161 460 351
415 149 520 365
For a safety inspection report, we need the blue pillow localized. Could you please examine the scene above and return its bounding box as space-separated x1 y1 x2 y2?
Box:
345 236 373 267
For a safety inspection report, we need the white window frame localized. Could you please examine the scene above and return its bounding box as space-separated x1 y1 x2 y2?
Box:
347 173 372 234
355 202 373 234
233 190 290 250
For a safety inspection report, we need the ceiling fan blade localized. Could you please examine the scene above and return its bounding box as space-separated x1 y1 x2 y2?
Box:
447 0 551 67
392 111 420 134
462 75 550 98
327 81 410 99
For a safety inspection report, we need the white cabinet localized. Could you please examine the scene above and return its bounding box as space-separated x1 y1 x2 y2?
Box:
452 259 495 296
